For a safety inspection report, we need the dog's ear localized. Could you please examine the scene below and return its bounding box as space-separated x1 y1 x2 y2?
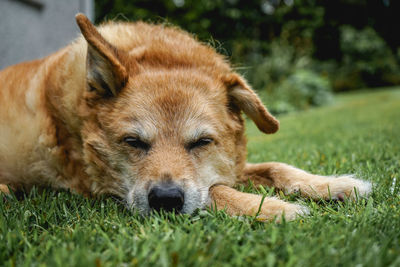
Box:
224 73 279 134
76 13 128 97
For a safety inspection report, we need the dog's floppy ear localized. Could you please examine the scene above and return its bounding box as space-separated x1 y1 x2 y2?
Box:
224 73 279 134
76 13 128 97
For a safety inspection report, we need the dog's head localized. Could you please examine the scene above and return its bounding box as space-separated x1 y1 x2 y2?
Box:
75 14 279 214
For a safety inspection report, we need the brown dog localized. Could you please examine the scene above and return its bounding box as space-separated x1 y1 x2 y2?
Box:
0 14 371 221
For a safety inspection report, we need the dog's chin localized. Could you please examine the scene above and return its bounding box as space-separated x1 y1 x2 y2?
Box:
125 185 210 216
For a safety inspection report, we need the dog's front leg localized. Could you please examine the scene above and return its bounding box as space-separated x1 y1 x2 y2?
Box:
209 185 308 222
240 162 372 201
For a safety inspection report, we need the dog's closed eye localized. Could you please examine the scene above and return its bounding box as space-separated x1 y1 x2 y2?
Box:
187 138 213 151
124 137 150 151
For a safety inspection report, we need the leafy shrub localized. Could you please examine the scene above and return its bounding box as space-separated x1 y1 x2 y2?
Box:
259 69 332 114
332 26 400 91
249 41 298 93
247 41 332 114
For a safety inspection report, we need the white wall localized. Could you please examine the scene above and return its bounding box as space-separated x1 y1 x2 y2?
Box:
0 0 94 70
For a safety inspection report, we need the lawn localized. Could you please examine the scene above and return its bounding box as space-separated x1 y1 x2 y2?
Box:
1 88 399 267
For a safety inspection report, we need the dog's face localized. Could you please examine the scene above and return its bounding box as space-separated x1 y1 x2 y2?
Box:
87 71 243 214
76 15 279 214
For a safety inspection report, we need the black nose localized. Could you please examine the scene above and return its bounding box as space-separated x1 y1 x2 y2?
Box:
148 183 184 212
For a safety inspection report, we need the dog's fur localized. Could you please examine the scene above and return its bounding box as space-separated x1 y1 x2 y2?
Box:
0 14 371 221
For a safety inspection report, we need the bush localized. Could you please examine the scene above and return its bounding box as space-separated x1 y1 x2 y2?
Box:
247 41 333 114
279 69 332 107
331 26 400 91
249 41 298 93
258 69 333 114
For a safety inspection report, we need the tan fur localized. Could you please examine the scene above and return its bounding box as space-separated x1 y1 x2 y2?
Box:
210 185 309 222
0 14 371 220
241 163 372 200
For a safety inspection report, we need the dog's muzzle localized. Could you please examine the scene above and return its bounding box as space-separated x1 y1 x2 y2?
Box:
148 182 184 213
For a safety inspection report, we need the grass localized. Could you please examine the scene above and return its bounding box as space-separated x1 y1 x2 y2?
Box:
1 88 400 267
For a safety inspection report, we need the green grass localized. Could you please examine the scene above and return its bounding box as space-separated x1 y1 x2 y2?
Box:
1 88 400 267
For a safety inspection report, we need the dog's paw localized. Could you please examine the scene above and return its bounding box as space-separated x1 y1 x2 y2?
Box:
0 184 10 194
327 175 372 201
280 203 310 222
256 199 309 222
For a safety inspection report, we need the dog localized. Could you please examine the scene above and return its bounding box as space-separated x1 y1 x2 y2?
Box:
0 14 372 221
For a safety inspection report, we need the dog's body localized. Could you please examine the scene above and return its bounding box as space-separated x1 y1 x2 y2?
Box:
0 15 371 220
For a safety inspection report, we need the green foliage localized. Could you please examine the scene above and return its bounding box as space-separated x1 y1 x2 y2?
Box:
248 41 332 114
250 42 295 92
95 0 281 46
1 88 400 266
274 69 332 111
331 26 400 91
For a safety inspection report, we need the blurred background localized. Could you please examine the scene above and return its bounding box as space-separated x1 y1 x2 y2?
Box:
1 0 399 114
0 0 93 69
